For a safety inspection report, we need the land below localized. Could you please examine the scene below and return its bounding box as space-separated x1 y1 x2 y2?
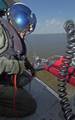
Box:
36 71 75 98
27 33 75 98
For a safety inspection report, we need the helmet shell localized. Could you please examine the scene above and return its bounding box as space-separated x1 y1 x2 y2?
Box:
7 3 37 33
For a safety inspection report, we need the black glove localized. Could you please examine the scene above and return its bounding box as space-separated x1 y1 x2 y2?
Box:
24 57 35 76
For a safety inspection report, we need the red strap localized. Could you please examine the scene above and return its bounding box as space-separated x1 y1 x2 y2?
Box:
13 74 17 89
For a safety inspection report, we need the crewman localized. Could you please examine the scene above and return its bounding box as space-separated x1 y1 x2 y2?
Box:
0 2 37 87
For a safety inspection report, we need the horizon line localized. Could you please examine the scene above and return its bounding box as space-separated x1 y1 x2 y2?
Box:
32 32 65 35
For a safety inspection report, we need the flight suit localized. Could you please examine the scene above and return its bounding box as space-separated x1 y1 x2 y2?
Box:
0 17 31 86
0 18 26 74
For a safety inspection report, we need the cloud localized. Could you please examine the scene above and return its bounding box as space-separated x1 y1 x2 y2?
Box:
46 19 61 26
34 18 65 34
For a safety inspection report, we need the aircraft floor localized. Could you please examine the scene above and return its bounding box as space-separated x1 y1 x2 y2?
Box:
0 78 75 120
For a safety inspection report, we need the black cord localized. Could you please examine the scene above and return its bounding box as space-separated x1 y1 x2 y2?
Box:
58 20 75 120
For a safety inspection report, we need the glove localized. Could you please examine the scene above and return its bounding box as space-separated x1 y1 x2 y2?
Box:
29 66 35 76
24 57 35 76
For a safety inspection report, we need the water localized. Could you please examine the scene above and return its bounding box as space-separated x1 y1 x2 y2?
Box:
0 34 74 120
26 34 66 60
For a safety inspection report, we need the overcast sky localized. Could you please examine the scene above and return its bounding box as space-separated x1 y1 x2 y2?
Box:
21 0 75 34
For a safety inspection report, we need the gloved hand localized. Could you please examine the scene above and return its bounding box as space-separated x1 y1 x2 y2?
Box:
24 57 36 76
29 66 35 76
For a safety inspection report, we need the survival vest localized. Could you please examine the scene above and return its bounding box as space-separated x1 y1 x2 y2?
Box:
0 17 27 60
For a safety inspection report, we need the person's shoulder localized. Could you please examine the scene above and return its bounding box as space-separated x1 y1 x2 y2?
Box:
0 23 3 32
0 18 4 31
0 20 4 36
0 20 7 49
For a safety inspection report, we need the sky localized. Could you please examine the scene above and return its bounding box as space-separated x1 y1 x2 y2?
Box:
21 0 75 34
